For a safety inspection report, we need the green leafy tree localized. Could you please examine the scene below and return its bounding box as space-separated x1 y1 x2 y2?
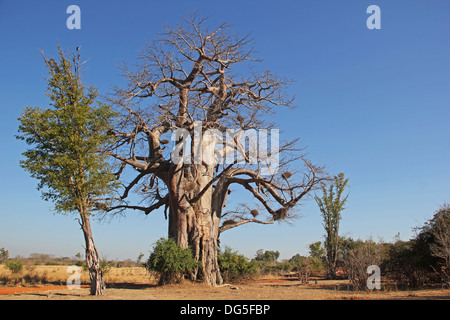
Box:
5 259 23 274
315 172 349 278
308 241 326 273
309 241 325 260
254 249 280 264
146 238 199 285
414 203 450 285
16 45 118 295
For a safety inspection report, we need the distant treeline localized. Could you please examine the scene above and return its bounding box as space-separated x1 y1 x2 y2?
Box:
0 250 143 268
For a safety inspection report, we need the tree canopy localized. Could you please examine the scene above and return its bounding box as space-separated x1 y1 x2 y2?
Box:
17 46 118 216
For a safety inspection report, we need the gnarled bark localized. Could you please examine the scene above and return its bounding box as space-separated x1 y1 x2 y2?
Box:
81 215 106 295
167 134 223 285
105 14 327 286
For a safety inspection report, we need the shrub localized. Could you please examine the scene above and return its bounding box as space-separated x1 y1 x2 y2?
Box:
308 241 325 274
75 260 85 267
419 203 450 286
382 205 450 288
100 259 112 275
218 247 258 282
383 238 439 288
289 254 312 282
343 240 385 290
5 259 24 274
146 238 199 285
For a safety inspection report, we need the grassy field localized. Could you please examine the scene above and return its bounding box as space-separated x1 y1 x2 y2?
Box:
0 264 154 286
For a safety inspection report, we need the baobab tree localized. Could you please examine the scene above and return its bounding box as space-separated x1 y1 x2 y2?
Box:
105 14 326 285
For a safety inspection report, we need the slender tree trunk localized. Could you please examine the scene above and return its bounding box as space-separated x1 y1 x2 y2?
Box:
328 252 337 279
325 232 339 279
80 214 106 295
328 248 336 279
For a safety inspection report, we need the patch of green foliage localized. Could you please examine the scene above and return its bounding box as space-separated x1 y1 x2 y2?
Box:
218 247 258 282
5 259 24 274
146 238 199 285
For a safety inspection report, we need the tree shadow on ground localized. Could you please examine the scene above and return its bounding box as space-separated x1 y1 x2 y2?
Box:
106 282 158 290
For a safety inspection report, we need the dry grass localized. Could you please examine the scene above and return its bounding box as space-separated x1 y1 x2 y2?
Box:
0 265 154 286
104 267 154 284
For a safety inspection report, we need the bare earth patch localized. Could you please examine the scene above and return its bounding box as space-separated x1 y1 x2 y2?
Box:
1 278 449 300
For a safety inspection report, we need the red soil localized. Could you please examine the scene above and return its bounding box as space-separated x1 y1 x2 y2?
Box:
0 285 89 295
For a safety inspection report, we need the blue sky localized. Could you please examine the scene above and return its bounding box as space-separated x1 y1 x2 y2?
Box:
0 0 449 261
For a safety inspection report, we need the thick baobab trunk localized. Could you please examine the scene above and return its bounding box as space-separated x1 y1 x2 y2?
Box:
81 214 106 295
168 209 223 286
167 132 224 285
167 163 223 286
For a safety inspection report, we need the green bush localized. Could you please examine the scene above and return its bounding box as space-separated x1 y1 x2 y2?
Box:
75 260 85 267
146 238 199 285
254 249 280 263
218 247 258 282
100 259 112 275
5 259 23 274
382 239 437 288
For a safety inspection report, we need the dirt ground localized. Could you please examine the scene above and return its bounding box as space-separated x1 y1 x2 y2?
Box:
1 265 448 300
1 278 449 300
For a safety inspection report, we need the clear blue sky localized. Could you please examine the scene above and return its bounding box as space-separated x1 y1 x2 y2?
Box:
0 0 449 261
